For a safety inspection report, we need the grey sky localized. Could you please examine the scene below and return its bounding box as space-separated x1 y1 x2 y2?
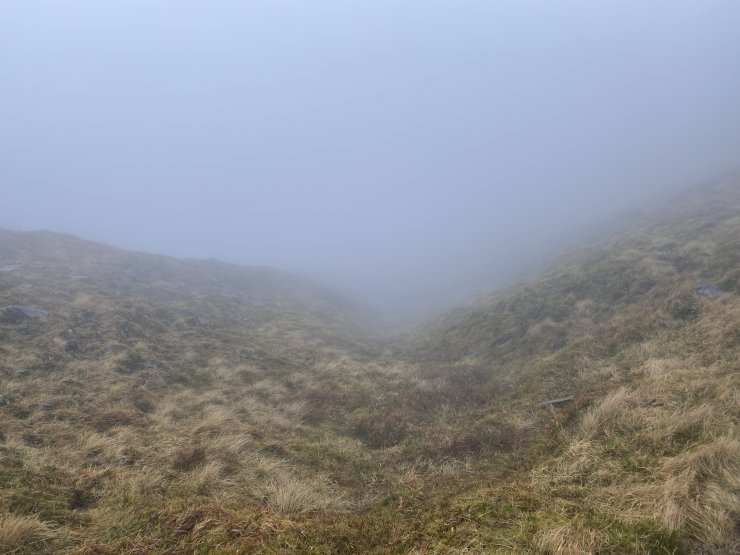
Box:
2 1 740 310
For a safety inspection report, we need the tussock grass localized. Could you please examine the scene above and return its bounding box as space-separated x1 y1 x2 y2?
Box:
656 437 740 549
535 523 603 555
0 514 57 552
581 387 633 438
0 177 738 552
264 474 349 514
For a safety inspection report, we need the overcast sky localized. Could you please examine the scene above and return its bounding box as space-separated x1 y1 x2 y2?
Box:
2 1 740 310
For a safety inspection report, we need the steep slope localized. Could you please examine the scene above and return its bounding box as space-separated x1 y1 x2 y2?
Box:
0 175 738 554
396 174 740 553
0 232 389 553
420 176 739 366
0 229 370 356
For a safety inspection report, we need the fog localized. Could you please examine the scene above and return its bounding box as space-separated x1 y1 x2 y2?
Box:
3 1 740 312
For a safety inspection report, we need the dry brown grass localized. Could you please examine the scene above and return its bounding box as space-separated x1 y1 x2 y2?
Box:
0 514 57 552
656 437 740 550
580 387 633 438
535 523 603 555
264 474 350 514
0 178 738 552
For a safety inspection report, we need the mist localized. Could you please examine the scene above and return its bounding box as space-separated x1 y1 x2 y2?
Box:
3 0 740 312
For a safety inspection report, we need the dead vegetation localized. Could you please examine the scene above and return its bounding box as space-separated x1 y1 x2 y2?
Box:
0 176 738 552
0 514 57 553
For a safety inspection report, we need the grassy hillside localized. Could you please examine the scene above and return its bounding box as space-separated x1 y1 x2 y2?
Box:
404 175 740 553
1 176 738 554
0 232 386 553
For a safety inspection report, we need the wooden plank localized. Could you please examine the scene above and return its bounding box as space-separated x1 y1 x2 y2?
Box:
536 396 574 408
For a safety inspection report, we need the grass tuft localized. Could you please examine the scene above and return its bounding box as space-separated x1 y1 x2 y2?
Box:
0 514 57 552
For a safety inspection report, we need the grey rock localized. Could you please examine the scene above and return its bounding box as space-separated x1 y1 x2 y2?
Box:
0 305 49 324
0 264 19 272
696 283 724 298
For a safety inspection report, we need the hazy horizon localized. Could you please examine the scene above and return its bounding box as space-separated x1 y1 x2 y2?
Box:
3 1 740 310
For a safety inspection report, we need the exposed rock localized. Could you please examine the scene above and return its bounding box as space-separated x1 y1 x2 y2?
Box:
0 305 49 323
696 283 724 298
